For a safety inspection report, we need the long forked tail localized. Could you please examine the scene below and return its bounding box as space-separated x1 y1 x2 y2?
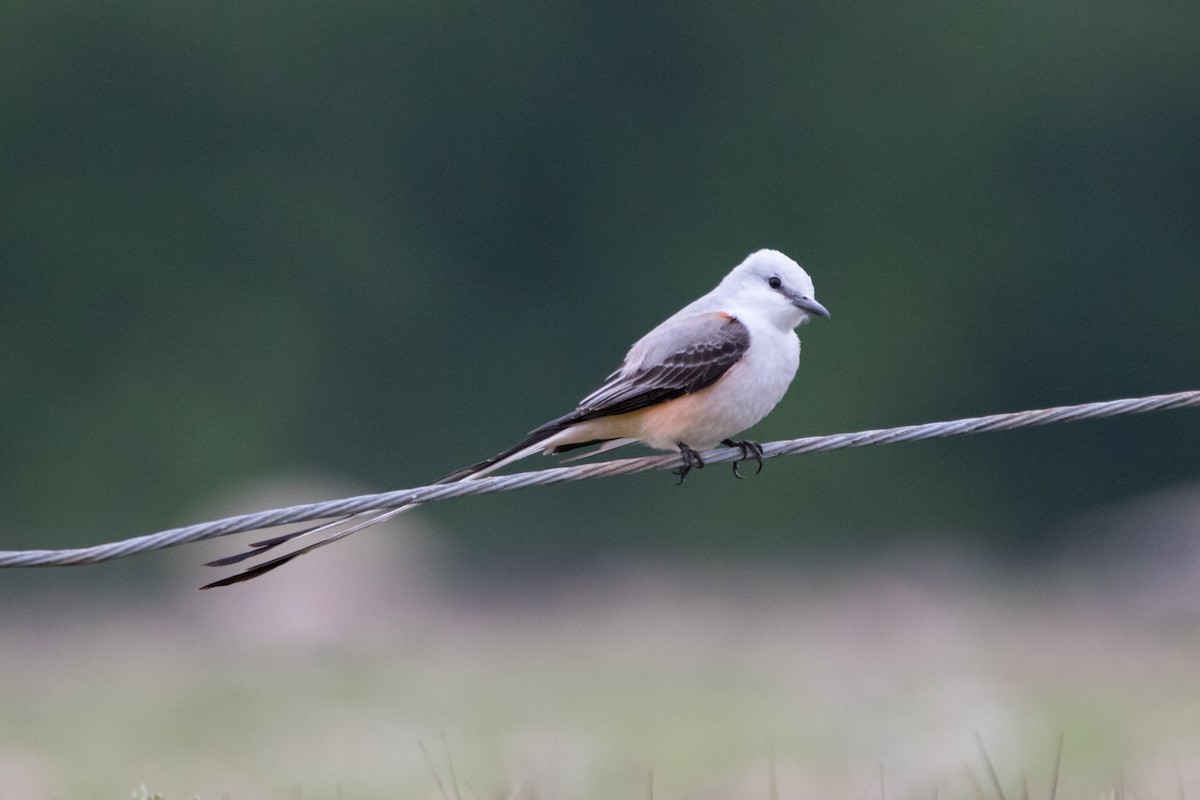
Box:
199 429 563 589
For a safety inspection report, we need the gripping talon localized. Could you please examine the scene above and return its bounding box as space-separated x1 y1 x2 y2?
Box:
722 438 764 478
674 443 705 484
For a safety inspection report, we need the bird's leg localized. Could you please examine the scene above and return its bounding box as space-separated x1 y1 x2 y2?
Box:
721 438 765 479
674 443 706 484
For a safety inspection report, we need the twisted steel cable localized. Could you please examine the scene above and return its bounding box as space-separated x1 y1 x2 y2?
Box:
1 389 1197 569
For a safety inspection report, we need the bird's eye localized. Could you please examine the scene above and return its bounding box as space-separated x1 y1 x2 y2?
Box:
767 276 782 290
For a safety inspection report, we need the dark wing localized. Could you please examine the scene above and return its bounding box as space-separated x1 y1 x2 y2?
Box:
534 311 751 434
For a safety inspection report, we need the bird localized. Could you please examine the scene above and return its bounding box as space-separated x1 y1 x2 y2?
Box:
201 248 829 588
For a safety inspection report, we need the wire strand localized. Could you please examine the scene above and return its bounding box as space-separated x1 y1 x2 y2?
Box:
2 389 1197 569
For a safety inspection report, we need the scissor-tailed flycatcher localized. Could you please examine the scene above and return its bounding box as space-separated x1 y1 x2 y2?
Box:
202 249 828 588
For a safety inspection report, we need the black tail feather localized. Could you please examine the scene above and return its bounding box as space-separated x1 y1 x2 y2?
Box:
202 424 567 587
434 428 558 482
200 505 411 587
202 516 352 567
200 548 306 589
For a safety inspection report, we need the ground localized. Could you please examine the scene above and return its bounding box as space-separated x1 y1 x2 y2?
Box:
3 485 1200 799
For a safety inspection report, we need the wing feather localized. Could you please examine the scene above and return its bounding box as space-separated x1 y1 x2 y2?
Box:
530 312 750 436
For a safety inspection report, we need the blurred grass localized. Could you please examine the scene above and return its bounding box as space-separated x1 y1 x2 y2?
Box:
3 519 1200 799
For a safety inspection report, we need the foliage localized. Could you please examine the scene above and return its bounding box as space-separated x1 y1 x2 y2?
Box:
2 0 1198 565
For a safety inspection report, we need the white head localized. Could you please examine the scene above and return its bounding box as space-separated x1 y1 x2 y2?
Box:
718 249 830 329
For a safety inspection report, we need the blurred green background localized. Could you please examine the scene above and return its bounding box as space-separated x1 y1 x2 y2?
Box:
3 0 1198 575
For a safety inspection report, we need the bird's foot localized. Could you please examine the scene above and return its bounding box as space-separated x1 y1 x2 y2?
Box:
673 443 706 484
722 438 764 479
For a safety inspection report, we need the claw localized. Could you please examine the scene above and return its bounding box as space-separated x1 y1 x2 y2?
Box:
673 443 705 484
722 438 764 478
